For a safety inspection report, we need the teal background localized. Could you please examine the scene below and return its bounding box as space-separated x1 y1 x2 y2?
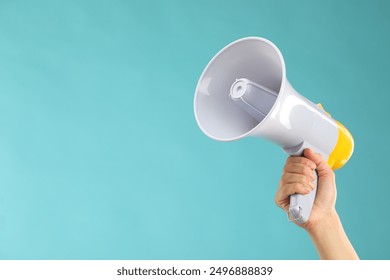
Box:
0 0 389 259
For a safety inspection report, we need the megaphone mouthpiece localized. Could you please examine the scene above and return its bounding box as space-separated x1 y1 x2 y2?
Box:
230 78 278 123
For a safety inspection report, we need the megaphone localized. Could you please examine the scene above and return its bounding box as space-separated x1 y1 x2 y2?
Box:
193 37 354 223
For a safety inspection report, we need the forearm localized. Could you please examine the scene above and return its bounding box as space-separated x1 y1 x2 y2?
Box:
307 212 359 260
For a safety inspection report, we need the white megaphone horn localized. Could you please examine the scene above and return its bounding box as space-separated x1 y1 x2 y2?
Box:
193 37 354 223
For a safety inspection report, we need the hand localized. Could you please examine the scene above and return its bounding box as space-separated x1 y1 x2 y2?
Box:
275 148 359 259
275 148 336 230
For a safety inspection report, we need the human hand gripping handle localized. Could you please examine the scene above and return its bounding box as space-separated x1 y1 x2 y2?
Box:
275 148 359 259
283 144 319 224
277 148 335 228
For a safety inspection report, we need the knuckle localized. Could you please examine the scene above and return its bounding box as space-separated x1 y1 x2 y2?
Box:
281 173 289 183
274 196 282 207
292 183 302 191
300 165 309 175
303 158 312 166
295 156 306 163
296 174 308 184
295 182 309 194
304 169 312 178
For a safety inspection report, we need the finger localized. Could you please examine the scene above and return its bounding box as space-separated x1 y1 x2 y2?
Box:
284 163 316 179
286 156 316 169
303 148 333 178
281 182 314 196
281 173 314 186
275 182 316 211
274 194 290 211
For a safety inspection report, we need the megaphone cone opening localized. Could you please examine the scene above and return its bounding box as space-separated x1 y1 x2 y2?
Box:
194 37 286 142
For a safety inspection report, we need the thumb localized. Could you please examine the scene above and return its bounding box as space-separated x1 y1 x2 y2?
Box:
303 148 333 179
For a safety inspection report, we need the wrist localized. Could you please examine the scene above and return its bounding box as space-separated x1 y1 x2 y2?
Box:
304 209 340 235
304 210 359 259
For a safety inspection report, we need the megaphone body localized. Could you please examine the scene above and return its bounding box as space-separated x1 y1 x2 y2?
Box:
194 37 353 223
